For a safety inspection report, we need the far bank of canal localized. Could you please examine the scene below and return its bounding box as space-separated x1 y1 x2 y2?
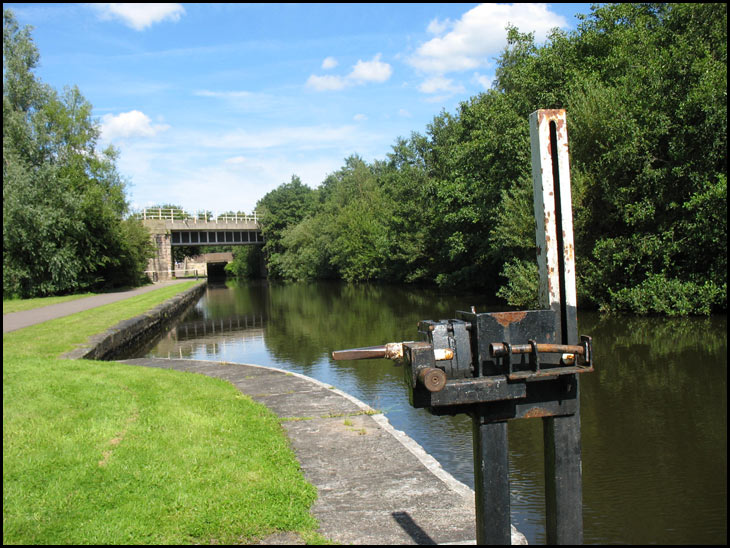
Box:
134 280 727 545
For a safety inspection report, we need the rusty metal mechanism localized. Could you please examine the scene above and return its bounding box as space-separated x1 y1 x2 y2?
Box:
332 110 592 545
333 315 593 415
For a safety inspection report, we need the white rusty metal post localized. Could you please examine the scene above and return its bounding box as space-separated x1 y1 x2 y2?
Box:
530 108 584 544
530 109 578 343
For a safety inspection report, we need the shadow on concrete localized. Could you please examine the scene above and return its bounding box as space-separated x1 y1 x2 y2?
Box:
392 511 437 545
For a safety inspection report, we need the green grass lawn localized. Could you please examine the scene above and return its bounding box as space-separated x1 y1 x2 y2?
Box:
3 292 97 314
3 283 326 545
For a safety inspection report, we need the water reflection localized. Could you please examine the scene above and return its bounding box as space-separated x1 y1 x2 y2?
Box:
138 280 727 545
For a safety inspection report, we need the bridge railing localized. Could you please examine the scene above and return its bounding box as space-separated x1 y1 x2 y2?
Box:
135 207 259 224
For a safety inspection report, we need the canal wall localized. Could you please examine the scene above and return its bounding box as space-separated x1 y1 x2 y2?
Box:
62 281 206 361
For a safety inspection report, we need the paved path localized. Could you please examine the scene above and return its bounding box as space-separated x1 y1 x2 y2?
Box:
3 280 194 333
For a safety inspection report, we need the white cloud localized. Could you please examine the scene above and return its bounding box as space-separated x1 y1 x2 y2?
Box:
100 110 169 140
172 157 332 214
125 146 352 215
418 75 465 95
349 54 392 84
307 53 392 91
92 3 185 31
321 56 338 69
194 89 295 115
353 113 367 121
195 90 255 99
306 74 349 91
427 17 452 35
114 120 388 215
472 72 493 89
409 3 567 75
199 125 362 151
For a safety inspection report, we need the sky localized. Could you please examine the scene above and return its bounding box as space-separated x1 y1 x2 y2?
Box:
6 3 594 215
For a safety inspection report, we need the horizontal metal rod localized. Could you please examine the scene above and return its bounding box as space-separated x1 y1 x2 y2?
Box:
489 342 585 358
332 345 391 360
332 343 453 362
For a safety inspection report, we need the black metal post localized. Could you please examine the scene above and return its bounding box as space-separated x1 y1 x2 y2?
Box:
544 409 584 544
472 409 511 545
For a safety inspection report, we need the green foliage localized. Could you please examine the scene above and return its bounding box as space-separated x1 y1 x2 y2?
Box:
3 10 153 297
275 215 332 281
606 273 726 316
256 175 317 278
225 245 265 279
251 3 727 315
496 258 540 309
112 218 157 287
565 3 727 314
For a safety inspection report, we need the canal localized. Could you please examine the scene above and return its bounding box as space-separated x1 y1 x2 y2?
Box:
136 280 727 545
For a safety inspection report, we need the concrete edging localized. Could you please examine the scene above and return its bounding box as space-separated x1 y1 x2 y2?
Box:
230 360 476 501
61 281 206 361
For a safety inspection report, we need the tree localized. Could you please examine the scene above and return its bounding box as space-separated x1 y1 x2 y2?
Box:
567 3 727 314
487 3 727 314
3 10 153 297
256 175 317 278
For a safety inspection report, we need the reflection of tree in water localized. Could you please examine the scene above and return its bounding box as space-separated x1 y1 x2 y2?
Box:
261 280 508 368
578 312 726 392
575 310 727 545
194 280 271 321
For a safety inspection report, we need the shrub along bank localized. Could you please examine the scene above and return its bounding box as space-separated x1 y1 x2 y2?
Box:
2 283 325 545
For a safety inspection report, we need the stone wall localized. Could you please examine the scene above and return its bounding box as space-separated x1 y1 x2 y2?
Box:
147 232 173 281
62 281 206 361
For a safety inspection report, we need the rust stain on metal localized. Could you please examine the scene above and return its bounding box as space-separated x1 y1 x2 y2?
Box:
523 407 551 419
384 342 405 360
492 310 528 327
563 241 575 261
434 348 454 361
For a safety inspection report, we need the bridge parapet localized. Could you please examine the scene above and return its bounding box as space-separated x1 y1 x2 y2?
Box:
139 207 259 225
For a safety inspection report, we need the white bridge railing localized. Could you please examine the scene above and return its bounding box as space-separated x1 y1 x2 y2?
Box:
138 207 259 224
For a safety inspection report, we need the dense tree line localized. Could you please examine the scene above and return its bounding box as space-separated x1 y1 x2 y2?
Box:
233 3 726 316
3 10 153 298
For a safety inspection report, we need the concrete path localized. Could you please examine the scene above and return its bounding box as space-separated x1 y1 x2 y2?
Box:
120 358 527 545
3 280 194 334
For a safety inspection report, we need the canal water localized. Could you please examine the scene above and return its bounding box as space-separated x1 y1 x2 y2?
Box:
136 280 727 545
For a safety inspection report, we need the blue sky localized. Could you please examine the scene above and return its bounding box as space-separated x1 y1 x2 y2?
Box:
7 3 594 215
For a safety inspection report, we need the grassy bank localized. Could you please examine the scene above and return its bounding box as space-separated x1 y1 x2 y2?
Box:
3 292 97 314
3 283 325 545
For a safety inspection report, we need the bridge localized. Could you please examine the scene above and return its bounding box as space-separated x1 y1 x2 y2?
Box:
140 208 263 280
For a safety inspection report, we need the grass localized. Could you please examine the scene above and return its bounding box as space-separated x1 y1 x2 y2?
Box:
3 283 327 545
3 292 97 314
